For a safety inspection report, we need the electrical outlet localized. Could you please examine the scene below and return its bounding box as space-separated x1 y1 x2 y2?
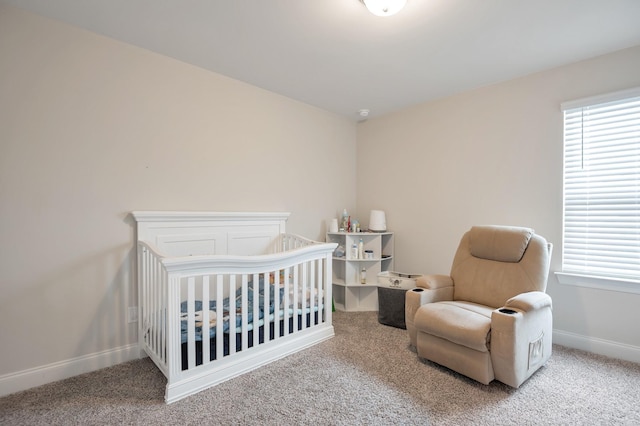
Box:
128 306 138 323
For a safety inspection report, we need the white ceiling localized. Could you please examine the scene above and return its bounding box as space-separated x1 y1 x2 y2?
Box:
4 0 640 120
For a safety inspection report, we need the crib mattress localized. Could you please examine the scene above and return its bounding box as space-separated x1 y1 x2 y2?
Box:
181 311 320 370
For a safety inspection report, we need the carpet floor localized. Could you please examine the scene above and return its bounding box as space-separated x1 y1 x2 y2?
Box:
1 311 639 425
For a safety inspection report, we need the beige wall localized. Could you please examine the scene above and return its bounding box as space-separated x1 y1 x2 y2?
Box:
0 5 356 382
357 45 640 357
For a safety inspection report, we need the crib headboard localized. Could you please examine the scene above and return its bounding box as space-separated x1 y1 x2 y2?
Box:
131 211 290 257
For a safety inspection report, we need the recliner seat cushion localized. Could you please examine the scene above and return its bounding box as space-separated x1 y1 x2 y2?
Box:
414 301 493 353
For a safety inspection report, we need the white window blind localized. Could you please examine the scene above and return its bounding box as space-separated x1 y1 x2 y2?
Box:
562 88 640 281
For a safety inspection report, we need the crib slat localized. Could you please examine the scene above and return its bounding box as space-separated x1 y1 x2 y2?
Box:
145 249 152 351
310 259 316 325
317 258 323 324
147 248 155 357
202 276 210 366
167 273 181 378
293 264 299 333
241 274 248 351
324 253 332 325
149 256 162 353
216 275 224 361
229 275 237 355
141 247 148 349
314 259 318 324
317 258 323 325
302 261 308 329
187 277 196 370
148 254 153 354
273 269 280 339
160 259 167 364
263 272 270 344
151 253 158 355
283 266 290 336
252 273 259 349
157 259 164 357
309 260 316 326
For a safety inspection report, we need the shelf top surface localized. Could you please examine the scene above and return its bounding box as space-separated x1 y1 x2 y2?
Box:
327 231 392 235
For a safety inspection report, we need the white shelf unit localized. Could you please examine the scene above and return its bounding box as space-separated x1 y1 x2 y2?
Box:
326 231 394 311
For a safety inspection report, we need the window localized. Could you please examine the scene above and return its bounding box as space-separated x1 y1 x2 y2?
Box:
560 88 640 289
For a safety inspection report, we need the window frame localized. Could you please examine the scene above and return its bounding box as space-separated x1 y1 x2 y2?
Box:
556 87 640 294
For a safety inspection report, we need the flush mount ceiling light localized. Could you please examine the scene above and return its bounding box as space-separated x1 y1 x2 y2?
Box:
360 0 407 17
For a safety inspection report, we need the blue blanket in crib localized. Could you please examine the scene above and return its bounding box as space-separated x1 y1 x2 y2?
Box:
180 278 284 343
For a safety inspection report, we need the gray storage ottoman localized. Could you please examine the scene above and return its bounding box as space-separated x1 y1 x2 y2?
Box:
377 271 421 329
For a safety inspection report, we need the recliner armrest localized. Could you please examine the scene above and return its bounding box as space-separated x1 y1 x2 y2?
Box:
504 291 552 312
491 291 553 387
409 274 454 306
405 275 454 348
416 274 453 290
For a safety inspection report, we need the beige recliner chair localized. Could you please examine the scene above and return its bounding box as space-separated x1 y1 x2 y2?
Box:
406 225 552 388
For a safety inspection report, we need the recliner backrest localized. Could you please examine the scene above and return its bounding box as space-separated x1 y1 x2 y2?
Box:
450 225 551 308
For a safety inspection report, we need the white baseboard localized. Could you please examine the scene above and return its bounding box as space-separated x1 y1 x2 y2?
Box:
0 344 142 399
553 329 640 364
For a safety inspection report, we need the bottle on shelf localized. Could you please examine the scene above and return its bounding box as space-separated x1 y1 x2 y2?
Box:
351 243 358 259
360 266 367 284
341 209 349 232
358 238 364 259
342 209 349 232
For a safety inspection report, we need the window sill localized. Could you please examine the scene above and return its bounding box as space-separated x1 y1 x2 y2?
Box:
555 272 640 295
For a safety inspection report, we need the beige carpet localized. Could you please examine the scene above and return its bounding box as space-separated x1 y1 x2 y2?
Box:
1 311 639 425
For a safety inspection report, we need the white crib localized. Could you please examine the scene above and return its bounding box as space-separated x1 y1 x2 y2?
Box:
132 211 337 403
